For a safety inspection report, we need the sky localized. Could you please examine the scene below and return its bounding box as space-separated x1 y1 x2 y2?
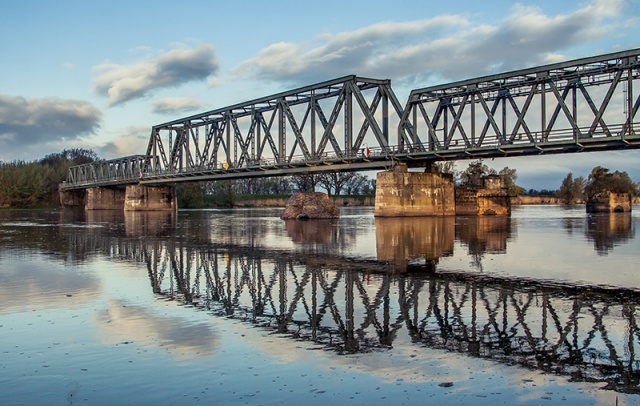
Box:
1 0 639 190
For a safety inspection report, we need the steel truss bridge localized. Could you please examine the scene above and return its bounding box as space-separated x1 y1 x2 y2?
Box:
62 48 640 190
86 235 639 394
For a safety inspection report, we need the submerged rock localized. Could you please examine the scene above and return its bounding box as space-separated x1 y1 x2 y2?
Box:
281 192 339 220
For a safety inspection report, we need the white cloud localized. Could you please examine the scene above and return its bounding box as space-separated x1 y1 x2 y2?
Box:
93 44 219 107
97 126 150 159
235 0 630 86
152 97 204 115
0 94 102 145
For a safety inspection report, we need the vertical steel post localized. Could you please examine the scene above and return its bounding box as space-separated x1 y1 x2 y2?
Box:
311 95 316 159
345 84 353 156
572 85 578 139
256 113 261 163
471 91 476 147
502 95 507 144
278 99 285 164
628 66 634 137
226 114 231 167
541 82 547 142
382 86 389 149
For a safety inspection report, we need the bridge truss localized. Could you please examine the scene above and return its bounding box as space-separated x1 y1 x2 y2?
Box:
61 48 640 189
141 75 404 184
400 48 640 160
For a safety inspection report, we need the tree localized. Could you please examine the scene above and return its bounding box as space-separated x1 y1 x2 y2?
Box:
176 182 206 208
498 167 525 196
318 172 360 195
40 148 99 166
459 160 496 187
557 172 585 204
584 166 637 199
290 174 320 192
206 180 237 207
343 173 369 195
435 161 456 175
0 149 101 207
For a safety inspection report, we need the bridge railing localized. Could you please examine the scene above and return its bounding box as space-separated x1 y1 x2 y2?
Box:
61 155 147 190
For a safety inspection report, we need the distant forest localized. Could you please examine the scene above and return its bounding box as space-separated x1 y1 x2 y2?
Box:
0 149 98 207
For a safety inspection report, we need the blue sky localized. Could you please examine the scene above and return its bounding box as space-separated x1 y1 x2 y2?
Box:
1 0 639 189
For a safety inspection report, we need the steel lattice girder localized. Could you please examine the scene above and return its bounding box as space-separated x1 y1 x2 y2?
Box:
399 48 640 160
61 155 147 190
143 75 404 178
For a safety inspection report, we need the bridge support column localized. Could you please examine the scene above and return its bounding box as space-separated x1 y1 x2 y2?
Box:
374 164 455 217
586 192 632 213
85 187 126 210
59 186 86 208
455 175 511 216
124 185 177 211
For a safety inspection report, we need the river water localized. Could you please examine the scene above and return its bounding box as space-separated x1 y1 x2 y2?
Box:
0 205 639 405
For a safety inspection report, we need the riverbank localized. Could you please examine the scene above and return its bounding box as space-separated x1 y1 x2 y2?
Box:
232 195 374 207
232 195 639 207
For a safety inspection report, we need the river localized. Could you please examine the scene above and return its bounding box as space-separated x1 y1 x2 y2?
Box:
0 205 638 405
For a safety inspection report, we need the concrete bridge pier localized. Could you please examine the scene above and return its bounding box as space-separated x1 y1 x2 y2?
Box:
586 193 633 213
60 184 177 211
374 164 455 217
59 186 126 210
124 185 177 211
86 187 126 210
455 175 511 216
59 186 86 208
374 164 512 217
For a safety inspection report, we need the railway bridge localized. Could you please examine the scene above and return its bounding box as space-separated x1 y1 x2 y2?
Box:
59 48 640 213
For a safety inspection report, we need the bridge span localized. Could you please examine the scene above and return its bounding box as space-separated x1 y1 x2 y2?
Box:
61 48 639 191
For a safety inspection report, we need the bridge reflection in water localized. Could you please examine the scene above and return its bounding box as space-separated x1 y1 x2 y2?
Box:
58 209 638 394
70 210 636 395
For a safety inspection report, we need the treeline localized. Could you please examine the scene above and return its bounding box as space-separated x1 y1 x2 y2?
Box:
0 149 98 207
557 166 639 204
436 160 525 196
177 172 376 208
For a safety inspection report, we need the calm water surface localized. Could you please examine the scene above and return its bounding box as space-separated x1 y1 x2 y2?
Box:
1 205 639 405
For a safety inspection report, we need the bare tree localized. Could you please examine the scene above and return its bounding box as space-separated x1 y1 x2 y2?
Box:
344 173 368 195
290 174 320 192
318 172 358 195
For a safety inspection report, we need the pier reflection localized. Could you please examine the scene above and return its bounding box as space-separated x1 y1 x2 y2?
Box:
456 216 513 270
129 237 639 394
375 217 454 271
586 213 634 255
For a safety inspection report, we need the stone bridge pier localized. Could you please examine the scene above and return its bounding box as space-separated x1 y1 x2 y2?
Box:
374 164 456 217
60 184 177 211
374 164 511 217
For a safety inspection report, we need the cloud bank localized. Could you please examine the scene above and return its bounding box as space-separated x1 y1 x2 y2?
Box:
152 97 204 115
235 0 628 86
93 44 219 106
0 94 102 146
